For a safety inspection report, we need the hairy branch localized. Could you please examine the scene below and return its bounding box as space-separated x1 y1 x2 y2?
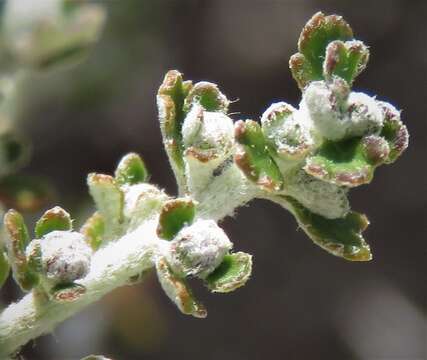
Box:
0 11 409 359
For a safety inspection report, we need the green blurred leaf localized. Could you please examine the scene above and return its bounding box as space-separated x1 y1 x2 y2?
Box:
35 206 72 239
284 196 371 261
234 120 283 191
290 12 354 89
157 70 192 183
3 209 37 290
87 173 124 237
378 101 409 163
183 81 228 113
155 257 206 318
304 137 374 187
205 252 252 293
0 251 10 290
80 212 105 251
323 40 369 84
115 152 148 186
157 198 195 240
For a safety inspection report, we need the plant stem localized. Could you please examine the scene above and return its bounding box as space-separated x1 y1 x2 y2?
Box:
0 219 168 358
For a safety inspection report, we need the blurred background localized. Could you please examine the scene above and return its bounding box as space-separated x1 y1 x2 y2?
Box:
0 0 426 359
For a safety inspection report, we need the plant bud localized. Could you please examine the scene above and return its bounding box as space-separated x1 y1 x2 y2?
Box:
182 105 234 163
168 220 232 279
261 102 314 161
27 231 92 286
346 92 383 137
302 78 350 140
303 79 383 140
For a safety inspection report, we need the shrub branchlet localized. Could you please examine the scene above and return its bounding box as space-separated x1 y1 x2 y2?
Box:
0 12 408 359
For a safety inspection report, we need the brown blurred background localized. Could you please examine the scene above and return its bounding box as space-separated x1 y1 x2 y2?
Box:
1 0 426 359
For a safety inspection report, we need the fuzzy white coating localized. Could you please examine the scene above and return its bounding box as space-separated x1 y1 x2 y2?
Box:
121 183 166 220
302 80 349 140
182 106 234 158
347 92 383 137
302 80 384 141
168 219 232 278
261 102 315 159
285 170 350 219
36 231 92 285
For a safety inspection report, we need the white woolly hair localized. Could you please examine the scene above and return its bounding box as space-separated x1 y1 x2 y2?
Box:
36 231 92 285
168 219 232 279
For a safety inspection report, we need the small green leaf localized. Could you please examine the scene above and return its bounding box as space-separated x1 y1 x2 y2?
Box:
284 196 371 261
323 40 369 84
157 70 193 190
234 120 283 191
205 252 252 293
0 174 53 212
289 53 316 90
35 206 72 239
156 257 206 318
183 81 229 113
157 198 195 240
87 173 124 236
3 209 37 290
115 152 148 186
304 137 374 187
80 212 105 251
0 251 10 290
51 283 86 303
378 102 409 163
26 240 42 275
290 12 354 89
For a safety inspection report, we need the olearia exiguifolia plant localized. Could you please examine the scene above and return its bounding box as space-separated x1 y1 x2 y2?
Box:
0 12 408 359
0 0 106 217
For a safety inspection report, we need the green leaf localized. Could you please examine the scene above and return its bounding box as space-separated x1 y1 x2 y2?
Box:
378 101 409 163
0 251 10 290
289 53 317 90
323 40 369 84
3 209 37 290
87 173 124 236
157 70 193 189
51 283 86 303
234 120 283 191
35 206 72 239
0 174 53 212
284 196 371 261
290 12 353 89
156 257 206 318
205 252 252 293
115 152 148 186
304 137 374 187
157 198 195 240
80 212 105 251
183 81 229 113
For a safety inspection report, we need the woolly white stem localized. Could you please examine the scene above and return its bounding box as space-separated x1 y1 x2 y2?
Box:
195 164 258 221
0 165 259 358
0 219 169 358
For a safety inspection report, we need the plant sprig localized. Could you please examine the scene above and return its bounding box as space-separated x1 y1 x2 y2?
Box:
0 11 408 359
